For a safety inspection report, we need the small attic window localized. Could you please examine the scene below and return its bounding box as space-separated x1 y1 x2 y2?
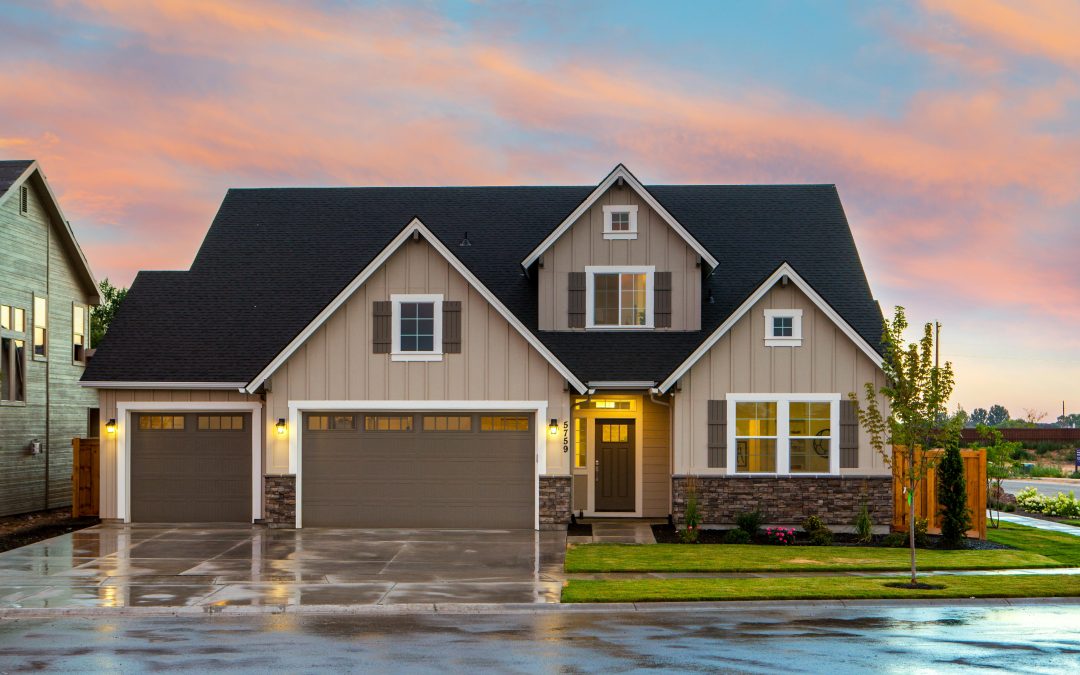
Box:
603 205 638 240
764 309 803 347
19 186 28 215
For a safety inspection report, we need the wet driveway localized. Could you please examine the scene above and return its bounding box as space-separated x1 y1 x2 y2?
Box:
0 525 565 610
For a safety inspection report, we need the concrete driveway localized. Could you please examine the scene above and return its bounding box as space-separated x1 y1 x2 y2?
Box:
0 525 565 611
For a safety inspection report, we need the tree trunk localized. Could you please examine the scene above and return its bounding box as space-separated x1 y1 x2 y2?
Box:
908 482 917 584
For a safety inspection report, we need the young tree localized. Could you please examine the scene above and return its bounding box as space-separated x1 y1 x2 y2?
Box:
986 404 1010 427
937 437 971 548
975 424 1020 528
90 278 128 348
853 306 963 586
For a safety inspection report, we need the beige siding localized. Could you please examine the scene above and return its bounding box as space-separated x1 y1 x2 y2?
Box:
538 183 701 331
642 394 672 517
673 282 888 476
264 236 570 475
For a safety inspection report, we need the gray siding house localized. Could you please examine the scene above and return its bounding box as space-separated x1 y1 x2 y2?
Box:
0 160 101 516
83 165 892 530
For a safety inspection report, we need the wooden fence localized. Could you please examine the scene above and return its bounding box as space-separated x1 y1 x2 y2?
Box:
892 447 986 539
959 428 1080 444
71 437 99 518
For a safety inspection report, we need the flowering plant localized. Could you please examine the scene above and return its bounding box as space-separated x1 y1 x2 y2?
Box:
763 527 796 545
1015 487 1080 518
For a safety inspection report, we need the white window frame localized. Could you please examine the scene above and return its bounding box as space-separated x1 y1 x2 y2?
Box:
390 293 443 362
602 205 638 240
584 266 654 330
726 393 840 476
764 309 803 347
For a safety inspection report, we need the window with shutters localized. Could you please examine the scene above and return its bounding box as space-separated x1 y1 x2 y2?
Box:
602 205 638 239
390 294 442 361
585 266 654 329
725 394 840 475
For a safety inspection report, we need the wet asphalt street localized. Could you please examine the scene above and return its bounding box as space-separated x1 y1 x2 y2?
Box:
1 604 1079 673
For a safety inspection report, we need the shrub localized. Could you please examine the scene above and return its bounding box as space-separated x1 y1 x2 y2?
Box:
802 515 827 534
1015 487 1080 518
937 439 972 549
853 503 874 544
802 514 833 546
1071 470 1080 480
680 482 701 544
1028 465 1065 478
882 532 907 548
723 529 751 545
914 517 929 548
763 527 795 545
736 510 765 537
1004 502 1016 512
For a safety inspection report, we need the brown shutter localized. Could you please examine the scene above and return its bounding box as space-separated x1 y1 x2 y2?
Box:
372 301 392 354
568 272 586 328
442 301 462 354
707 400 727 468
654 271 672 328
840 399 859 468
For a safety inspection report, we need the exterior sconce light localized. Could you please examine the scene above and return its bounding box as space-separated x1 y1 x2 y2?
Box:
549 418 558 437
105 419 117 435
276 418 288 436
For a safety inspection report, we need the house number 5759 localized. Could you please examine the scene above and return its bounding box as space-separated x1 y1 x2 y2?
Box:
562 420 570 454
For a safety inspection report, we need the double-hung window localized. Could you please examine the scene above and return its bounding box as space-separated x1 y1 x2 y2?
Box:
0 304 27 403
727 394 839 474
33 297 47 358
391 294 442 361
72 304 87 364
585 266 654 329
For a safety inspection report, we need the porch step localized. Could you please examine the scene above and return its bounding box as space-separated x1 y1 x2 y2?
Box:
584 521 657 544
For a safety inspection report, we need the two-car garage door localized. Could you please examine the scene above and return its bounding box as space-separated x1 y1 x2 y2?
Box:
301 411 534 529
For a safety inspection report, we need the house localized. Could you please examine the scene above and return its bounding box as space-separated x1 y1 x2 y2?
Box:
0 160 101 517
82 165 891 529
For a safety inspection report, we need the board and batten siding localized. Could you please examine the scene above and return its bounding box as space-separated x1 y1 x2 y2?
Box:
672 281 888 475
264 236 570 476
96 388 263 520
0 179 99 516
537 183 701 331
641 393 672 517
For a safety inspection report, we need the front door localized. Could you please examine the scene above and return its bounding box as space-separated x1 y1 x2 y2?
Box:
595 419 635 512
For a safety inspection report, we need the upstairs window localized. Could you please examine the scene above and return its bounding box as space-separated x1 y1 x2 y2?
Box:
0 305 25 333
585 266 654 329
602 205 638 239
72 304 87 364
33 297 47 358
0 338 25 403
764 309 803 347
391 294 442 361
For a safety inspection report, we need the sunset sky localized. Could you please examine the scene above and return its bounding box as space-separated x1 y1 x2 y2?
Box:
2 1 1078 418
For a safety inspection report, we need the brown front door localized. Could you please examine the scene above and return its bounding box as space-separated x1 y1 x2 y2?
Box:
595 419 635 512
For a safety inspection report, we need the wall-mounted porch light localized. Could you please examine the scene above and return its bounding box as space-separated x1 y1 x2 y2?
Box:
548 418 558 437
105 418 117 435
276 418 288 436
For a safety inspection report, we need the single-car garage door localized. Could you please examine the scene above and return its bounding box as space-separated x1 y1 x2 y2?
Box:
302 412 534 528
130 412 252 522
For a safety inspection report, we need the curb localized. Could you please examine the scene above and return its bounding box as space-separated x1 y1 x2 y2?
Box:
2 596 1078 619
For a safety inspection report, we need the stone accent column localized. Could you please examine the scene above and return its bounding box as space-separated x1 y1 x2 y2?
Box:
539 476 572 530
263 475 296 527
672 475 893 529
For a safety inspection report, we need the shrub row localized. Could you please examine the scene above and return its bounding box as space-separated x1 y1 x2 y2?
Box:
1015 487 1080 518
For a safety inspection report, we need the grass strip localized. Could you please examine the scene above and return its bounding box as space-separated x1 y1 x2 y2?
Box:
561 574 1080 603
987 521 1080 566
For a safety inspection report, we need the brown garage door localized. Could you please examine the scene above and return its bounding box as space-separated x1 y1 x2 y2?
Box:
302 412 534 528
130 412 252 522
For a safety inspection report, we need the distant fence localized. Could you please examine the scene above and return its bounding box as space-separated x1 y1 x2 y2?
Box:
71 437 99 518
960 428 1080 444
892 447 987 540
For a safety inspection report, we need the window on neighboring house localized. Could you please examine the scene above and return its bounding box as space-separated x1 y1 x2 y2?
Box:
1 338 26 403
1 305 25 333
391 294 442 361
574 417 587 468
586 266 654 328
72 304 87 364
728 395 839 475
33 297 47 358
764 309 803 347
602 205 638 239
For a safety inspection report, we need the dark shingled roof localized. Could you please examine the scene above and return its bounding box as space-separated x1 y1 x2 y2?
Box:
0 160 33 196
84 184 883 386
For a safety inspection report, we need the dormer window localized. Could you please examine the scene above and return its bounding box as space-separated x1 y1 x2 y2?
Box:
603 205 638 240
764 309 803 347
391 294 443 361
585 266 654 329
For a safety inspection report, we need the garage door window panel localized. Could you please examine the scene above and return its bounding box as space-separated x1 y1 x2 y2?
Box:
422 415 473 431
364 415 415 431
480 415 530 431
139 415 185 430
198 415 245 431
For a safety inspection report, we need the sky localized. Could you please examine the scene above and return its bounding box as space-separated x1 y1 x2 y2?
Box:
1 0 1078 418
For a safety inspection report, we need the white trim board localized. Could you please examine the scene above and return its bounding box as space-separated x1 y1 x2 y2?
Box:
286 400 549 530
521 164 719 270
657 263 884 393
112 401 264 524
244 218 588 395
726 393 841 476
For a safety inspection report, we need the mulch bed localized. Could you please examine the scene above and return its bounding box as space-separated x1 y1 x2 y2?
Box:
650 524 1011 550
0 508 99 554
567 521 593 537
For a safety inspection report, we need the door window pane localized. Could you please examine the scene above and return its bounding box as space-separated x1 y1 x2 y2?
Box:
574 417 587 468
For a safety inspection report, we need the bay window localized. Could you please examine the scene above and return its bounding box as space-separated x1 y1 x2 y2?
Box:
727 394 840 474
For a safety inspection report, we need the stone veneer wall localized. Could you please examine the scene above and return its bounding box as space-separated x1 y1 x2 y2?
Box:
672 476 892 528
539 476 572 529
263 475 296 527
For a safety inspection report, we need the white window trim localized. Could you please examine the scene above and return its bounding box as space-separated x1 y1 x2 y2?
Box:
764 308 803 347
390 293 442 362
726 393 840 476
602 205 639 240
584 265 654 330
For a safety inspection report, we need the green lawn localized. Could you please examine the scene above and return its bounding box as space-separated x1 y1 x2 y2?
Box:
987 521 1080 566
565 542 1059 573
561 574 1080 603
1063 520 1080 528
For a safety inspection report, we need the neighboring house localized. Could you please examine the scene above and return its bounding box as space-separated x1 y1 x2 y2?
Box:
83 165 890 530
0 160 101 516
